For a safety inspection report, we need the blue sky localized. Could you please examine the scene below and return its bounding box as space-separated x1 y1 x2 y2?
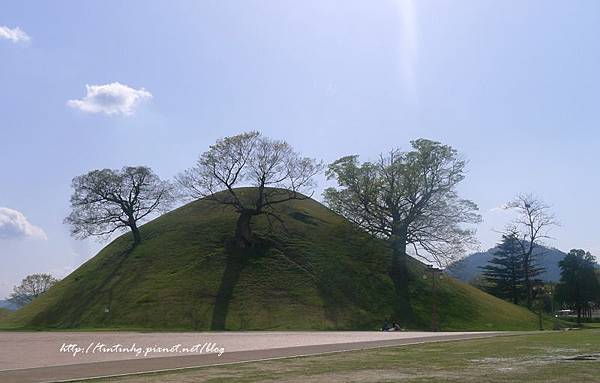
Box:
1 1 599 298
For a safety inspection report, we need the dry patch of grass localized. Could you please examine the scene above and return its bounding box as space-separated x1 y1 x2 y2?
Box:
83 330 600 383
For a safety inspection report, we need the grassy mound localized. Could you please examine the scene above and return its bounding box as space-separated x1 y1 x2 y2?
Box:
3 189 544 330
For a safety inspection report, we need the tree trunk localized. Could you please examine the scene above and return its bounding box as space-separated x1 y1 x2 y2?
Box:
389 225 413 325
130 223 141 246
523 255 532 308
511 270 518 305
523 240 538 309
235 212 254 248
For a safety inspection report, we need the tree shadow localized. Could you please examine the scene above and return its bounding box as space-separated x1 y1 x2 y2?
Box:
210 242 247 330
210 238 287 331
390 267 414 326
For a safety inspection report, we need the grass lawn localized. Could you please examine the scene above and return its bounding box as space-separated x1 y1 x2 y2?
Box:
82 330 599 383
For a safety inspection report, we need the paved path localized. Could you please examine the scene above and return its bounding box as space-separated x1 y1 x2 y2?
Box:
0 331 511 383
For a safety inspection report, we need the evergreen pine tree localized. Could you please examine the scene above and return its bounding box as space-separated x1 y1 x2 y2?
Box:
480 235 526 304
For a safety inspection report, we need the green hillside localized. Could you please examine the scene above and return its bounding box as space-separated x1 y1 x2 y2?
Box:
3 189 545 331
0 308 11 320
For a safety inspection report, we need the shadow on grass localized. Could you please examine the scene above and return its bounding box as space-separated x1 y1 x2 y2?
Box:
210 238 301 331
210 242 246 330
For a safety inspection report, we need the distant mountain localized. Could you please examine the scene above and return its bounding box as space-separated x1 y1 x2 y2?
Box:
447 245 567 283
0 299 18 311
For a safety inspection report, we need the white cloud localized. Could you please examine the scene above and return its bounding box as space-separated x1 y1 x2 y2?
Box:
0 208 47 240
0 25 30 43
489 204 510 213
67 82 152 116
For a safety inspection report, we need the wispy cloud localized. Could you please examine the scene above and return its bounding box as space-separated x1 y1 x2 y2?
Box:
0 25 30 43
488 203 510 213
67 82 152 116
0 208 47 240
395 0 418 98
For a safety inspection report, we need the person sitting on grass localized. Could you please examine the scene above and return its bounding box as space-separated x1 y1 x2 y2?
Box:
381 319 391 331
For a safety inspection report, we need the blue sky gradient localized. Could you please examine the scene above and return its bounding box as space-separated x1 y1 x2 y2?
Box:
1 0 599 297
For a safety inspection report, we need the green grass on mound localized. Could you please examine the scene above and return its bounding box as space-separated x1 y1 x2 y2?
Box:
2 188 546 331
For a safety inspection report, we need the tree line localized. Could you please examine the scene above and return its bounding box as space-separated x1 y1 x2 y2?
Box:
478 198 600 320
479 195 558 308
62 131 482 322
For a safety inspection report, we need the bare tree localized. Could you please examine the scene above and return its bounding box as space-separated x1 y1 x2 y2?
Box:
9 273 59 307
324 139 480 320
503 194 558 307
65 166 174 246
177 131 323 247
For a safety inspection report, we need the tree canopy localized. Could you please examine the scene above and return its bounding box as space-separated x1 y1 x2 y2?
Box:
324 139 480 266
177 131 323 246
480 234 527 304
65 166 174 246
9 273 59 307
324 139 480 322
556 249 600 322
503 194 558 307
